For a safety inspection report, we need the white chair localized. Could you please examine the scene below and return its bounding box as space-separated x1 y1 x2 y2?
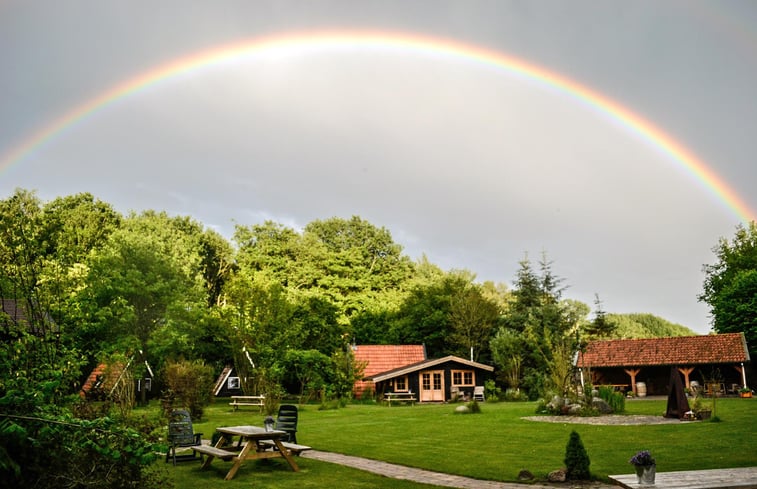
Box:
472 386 485 402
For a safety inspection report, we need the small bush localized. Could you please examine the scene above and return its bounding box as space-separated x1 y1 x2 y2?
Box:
484 379 501 401
504 388 525 401
466 400 481 413
564 430 591 480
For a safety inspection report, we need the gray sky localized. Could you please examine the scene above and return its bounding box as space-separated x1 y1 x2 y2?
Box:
2 1 756 334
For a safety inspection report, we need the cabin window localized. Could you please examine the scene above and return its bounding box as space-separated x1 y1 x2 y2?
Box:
227 377 241 389
452 370 474 386
394 376 409 392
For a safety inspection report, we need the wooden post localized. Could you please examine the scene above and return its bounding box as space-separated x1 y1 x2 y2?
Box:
624 368 641 394
678 367 695 388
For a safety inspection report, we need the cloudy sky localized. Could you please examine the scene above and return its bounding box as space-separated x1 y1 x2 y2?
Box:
2 1 756 334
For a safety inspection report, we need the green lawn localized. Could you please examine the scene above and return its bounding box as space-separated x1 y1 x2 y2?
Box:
161 397 757 488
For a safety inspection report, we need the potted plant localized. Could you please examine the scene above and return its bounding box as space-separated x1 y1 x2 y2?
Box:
629 450 656 485
690 394 712 420
739 387 753 398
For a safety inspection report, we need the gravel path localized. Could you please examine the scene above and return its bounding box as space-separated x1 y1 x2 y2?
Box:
522 414 691 425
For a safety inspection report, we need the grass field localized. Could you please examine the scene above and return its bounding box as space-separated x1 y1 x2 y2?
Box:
162 397 757 488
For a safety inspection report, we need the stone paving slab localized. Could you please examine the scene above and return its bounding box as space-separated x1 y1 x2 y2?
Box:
610 467 757 489
302 450 617 489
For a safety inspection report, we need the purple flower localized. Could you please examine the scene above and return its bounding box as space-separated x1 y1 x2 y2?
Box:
629 450 655 466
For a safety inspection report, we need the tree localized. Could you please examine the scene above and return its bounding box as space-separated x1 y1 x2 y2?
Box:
498 252 585 397
448 280 500 362
564 430 591 480
40 192 121 266
490 327 524 389
582 294 615 341
388 271 469 357
76 213 207 370
700 222 757 358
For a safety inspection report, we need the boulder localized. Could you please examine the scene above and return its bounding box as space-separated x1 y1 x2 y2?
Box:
591 397 613 414
568 403 583 415
547 395 564 412
454 405 470 414
548 468 567 482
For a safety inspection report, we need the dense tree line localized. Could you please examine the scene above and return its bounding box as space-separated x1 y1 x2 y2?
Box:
1 189 718 403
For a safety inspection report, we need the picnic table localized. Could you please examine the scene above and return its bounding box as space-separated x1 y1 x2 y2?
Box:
383 392 417 406
229 395 265 411
192 425 310 480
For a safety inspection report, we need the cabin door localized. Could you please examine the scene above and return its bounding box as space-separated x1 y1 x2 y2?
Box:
420 370 445 402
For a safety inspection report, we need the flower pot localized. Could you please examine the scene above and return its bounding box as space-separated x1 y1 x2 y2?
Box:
697 409 712 420
635 464 656 485
740 391 752 398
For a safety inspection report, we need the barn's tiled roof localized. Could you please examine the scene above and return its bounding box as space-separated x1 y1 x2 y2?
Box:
578 333 750 368
352 345 426 394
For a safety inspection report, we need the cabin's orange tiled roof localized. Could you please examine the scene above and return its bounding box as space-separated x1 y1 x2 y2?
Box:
352 345 426 395
578 333 750 368
80 362 126 398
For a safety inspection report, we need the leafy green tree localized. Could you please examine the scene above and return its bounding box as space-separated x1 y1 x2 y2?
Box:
76 213 207 373
198 228 235 308
700 222 757 358
40 192 121 266
281 349 332 404
388 271 470 357
490 327 524 389
448 280 500 362
303 216 414 317
234 221 302 285
0 190 82 402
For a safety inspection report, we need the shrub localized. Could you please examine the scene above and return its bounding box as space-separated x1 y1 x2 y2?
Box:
504 388 525 401
597 386 625 413
484 379 501 401
564 430 591 480
0 413 170 489
466 400 481 413
162 359 214 420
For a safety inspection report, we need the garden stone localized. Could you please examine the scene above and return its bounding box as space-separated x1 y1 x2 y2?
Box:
548 395 564 411
592 397 613 414
454 405 470 414
548 468 567 482
568 404 583 415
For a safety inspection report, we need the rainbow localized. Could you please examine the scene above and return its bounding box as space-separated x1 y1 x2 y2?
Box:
1 30 754 222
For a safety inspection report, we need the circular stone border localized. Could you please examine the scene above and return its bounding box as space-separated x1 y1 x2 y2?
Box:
522 414 692 425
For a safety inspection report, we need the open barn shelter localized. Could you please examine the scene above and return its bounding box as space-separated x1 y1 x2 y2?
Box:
578 333 751 396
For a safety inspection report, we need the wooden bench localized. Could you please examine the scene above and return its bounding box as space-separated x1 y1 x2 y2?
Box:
383 392 417 406
191 445 239 461
229 395 265 411
257 440 312 455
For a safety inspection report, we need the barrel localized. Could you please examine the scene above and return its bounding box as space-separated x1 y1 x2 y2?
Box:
637 382 647 397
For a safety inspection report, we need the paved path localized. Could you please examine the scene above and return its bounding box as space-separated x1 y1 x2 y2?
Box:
301 450 617 489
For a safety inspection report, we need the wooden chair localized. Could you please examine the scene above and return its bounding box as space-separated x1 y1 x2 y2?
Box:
166 409 203 465
275 404 299 444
